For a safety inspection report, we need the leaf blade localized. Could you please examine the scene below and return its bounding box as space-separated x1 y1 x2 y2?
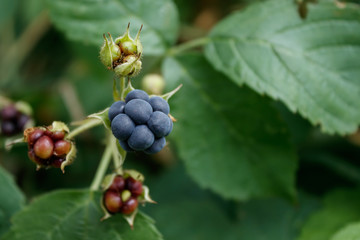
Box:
0 166 25 237
205 0 360 134
163 53 298 200
2 189 162 240
46 0 179 56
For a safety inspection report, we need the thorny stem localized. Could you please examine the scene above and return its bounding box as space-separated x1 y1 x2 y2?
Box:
90 138 113 191
67 118 102 139
167 37 210 56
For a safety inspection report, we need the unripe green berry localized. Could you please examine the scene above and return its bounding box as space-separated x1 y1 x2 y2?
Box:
119 41 137 56
115 23 143 56
141 74 165 95
121 190 132 202
114 55 142 77
100 33 121 69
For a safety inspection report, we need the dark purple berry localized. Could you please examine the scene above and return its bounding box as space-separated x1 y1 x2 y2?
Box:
149 96 170 115
111 114 135 140
126 177 143 197
145 137 166 154
165 118 173 136
147 111 171 138
124 99 153 124
128 125 154 151
121 197 138 215
108 101 126 121
119 140 134 152
125 89 149 103
108 176 126 192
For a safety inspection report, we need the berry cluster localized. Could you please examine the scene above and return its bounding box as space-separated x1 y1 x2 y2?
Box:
103 175 143 215
25 127 72 168
1 105 30 136
109 90 173 154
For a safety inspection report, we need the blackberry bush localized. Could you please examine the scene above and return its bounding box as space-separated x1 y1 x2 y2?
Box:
2 1 360 240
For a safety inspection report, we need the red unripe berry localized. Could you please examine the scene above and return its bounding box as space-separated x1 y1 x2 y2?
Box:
28 149 40 164
28 129 45 146
33 135 54 159
104 190 123 214
51 157 65 168
108 176 126 192
44 129 53 137
54 140 71 156
126 177 143 197
52 131 65 141
121 197 138 215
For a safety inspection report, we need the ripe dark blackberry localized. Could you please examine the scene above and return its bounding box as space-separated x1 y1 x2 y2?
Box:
109 89 173 154
147 111 171 138
111 114 135 140
125 89 149 103
124 99 153 124
108 101 126 121
149 96 170 115
128 125 154 151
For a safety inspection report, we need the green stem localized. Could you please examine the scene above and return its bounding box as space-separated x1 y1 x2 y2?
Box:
67 118 102 139
90 141 113 191
110 135 126 174
120 76 126 100
167 37 210 56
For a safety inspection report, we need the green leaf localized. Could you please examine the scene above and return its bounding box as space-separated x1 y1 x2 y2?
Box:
162 54 297 201
46 0 179 56
205 0 360 134
331 222 360 240
146 164 320 240
0 166 25 237
298 189 360 240
2 189 162 240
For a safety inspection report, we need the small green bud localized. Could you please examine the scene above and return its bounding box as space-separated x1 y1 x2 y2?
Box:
114 55 142 77
115 23 143 56
100 33 121 69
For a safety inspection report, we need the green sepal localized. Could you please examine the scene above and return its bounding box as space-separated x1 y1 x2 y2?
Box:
160 84 183 102
88 108 111 130
100 33 121 69
60 141 76 173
